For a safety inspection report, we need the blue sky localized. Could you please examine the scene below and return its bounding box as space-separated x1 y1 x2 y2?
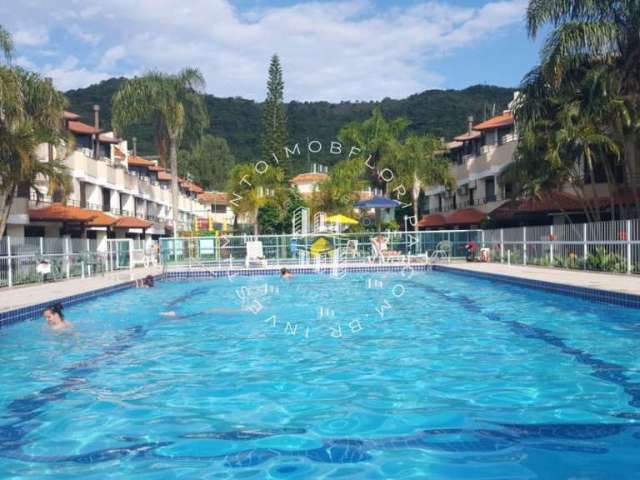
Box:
0 0 544 101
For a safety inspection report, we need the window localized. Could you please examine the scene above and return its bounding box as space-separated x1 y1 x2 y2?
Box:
102 188 111 212
211 204 226 214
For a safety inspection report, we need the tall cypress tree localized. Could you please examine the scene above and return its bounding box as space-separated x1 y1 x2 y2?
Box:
261 55 288 172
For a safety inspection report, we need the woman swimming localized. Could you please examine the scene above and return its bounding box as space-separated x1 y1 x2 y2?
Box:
42 303 73 330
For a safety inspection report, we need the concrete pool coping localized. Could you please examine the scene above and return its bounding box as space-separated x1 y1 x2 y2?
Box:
2 260 640 327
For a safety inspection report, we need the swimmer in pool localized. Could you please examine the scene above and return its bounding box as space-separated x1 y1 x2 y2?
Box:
136 275 154 288
43 303 73 330
281 267 294 279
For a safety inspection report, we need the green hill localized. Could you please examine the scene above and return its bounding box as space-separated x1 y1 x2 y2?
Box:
66 79 515 171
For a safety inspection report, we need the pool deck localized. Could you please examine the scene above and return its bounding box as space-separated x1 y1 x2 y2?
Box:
0 266 163 313
438 262 640 296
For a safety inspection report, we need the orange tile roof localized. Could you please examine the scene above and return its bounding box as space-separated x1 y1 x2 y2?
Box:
98 133 121 144
148 165 165 172
85 210 118 227
29 203 98 223
128 155 156 167
158 171 172 181
63 111 81 120
453 130 481 142
446 141 463 150
198 191 229 204
446 208 486 225
473 112 514 131
290 172 329 184
417 213 447 228
68 121 102 135
180 179 204 194
113 216 153 229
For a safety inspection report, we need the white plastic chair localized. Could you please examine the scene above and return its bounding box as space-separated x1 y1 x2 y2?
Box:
245 241 267 268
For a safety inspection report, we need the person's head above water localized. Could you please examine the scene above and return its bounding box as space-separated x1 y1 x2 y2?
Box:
43 303 65 326
281 267 294 278
143 275 154 287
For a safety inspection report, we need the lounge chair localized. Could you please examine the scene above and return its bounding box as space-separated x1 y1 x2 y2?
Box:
430 240 451 263
345 239 359 258
245 241 267 268
371 235 403 263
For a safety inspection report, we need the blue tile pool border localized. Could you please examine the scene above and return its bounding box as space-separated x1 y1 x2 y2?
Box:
433 265 640 309
0 280 137 329
3 262 639 328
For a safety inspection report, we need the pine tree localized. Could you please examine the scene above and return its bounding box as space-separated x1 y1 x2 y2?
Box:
261 55 288 172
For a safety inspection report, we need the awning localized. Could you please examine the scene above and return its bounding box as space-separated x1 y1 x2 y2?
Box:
113 216 153 229
446 208 486 225
85 210 118 227
29 203 97 223
417 213 447 228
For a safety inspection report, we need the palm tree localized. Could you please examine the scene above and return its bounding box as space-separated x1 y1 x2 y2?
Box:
0 26 71 237
387 134 454 233
225 163 285 235
338 108 409 193
521 0 640 220
112 69 208 231
314 157 368 214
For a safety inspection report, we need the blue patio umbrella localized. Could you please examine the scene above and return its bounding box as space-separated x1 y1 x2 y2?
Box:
355 196 402 230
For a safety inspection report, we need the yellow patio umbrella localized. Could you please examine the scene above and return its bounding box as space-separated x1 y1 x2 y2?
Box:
327 214 358 233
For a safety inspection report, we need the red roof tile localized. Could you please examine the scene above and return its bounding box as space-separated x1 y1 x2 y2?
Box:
198 191 229 204
453 130 481 142
98 133 121 144
128 155 156 167
180 179 204 194
446 208 486 225
158 171 172 181
148 165 165 172
493 192 583 218
67 121 102 135
473 112 514 131
29 204 98 222
63 111 81 120
85 210 118 227
113 216 152 229
417 214 447 228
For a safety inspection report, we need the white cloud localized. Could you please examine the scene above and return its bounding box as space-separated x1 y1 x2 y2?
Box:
98 45 126 70
0 0 527 100
12 26 49 46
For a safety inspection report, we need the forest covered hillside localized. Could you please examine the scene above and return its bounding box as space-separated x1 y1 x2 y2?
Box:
66 78 515 170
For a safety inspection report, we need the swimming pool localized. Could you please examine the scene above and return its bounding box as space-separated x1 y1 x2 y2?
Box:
1 269 639 479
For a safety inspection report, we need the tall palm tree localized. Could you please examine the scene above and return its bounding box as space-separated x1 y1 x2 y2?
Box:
521 0 640 220
0 26 70 237
112 69 208 231
338 108 409 193
386 134 454 233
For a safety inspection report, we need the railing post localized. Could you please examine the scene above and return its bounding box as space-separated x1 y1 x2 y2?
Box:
626 219 632 274
500 228 504 263
481 230 485 249
7 236 13 288
173 235 178 263
65 237 71 279
549 224 554 266
523 226 527 266
583 223 588 269
40 237 44 256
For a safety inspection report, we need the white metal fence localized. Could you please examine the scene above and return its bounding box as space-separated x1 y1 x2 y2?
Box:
0 237 152 288
483 219 640 273
159 230 482 268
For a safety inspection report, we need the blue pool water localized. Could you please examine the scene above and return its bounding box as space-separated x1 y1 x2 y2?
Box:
1 270 640 479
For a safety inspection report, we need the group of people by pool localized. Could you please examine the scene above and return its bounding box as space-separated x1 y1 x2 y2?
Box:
42 269 295 330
